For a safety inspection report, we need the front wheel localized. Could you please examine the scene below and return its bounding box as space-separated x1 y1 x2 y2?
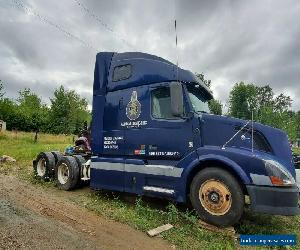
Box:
190 167 244 227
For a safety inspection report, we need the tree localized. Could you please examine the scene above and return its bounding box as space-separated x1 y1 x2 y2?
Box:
0 82 91 134
195 72 211 88
229 82 257 120
0 82 18 130
258 107 297 140
229 82 292 120
15 88 49 132
0 98 17 128
228 82 296 139
0 86 49 132
0 80 4 99
194 72 223 115
209 99 222 115
296 111 300 139
256 85 274 107
273 93 292 112
49 86 90 134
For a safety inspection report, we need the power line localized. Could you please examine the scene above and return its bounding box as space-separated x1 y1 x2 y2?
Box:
12 0 96 51
73 0 134 49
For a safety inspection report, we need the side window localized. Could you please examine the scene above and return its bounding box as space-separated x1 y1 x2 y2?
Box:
112 64 132 82
151 87 179 119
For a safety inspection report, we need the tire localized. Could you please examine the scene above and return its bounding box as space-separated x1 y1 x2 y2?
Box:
73 154 86 167
190 167 244 227
33 152 56 180
55 156 80 190
73 155 86 186
51 151 63 165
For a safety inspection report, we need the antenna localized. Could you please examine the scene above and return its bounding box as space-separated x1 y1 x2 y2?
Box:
174 20 179 83
251 108 254 154
247 100 254 154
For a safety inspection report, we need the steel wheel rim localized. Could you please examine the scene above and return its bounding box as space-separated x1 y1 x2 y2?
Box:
37 158 46 177
199 179 232 216
57 163 69 185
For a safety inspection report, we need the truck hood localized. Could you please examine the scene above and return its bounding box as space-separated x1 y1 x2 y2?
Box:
199 113 296 178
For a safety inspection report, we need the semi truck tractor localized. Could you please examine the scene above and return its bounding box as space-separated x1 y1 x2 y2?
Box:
33 52 300 227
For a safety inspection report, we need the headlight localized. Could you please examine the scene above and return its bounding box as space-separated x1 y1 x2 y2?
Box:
264 159 295 186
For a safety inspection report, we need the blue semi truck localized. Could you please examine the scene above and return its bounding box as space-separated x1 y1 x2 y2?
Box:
33 52 300 227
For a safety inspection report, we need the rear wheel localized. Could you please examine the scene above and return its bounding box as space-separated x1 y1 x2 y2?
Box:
33 152 55 180
55 156 80 190
51 151 63 165
73 155 87 186
190 167 244 227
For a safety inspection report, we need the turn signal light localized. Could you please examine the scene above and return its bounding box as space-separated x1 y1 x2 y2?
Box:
270 176 284 186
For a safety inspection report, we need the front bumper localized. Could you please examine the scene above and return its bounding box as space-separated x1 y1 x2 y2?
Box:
246 185 300 216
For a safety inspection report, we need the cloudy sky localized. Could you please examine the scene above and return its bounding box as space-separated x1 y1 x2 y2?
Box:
0 0 299 110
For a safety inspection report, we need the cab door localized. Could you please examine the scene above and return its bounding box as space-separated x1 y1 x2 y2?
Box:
122 82 194 193
145 83 194 160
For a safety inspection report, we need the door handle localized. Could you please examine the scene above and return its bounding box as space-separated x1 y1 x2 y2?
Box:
194 128 200 134
119 98 124 110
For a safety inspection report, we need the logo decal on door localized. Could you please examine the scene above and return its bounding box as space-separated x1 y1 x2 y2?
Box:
126 91 141 120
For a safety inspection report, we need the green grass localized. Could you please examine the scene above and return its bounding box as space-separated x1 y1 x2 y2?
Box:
0 130 73 161
71 191 237 249
71 191 300 250
1 131 300 250
0 131 73 177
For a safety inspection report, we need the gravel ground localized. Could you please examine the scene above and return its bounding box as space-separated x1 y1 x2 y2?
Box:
0 175 171 250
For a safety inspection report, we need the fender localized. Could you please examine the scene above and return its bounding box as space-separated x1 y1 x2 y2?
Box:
176 150 251 202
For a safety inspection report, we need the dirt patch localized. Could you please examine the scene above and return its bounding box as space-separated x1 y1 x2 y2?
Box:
0 175 172 250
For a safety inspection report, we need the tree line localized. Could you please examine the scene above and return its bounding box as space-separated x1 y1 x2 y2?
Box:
1 78 299 140
228 82 300 141
203 79 299 141
0 80 90 135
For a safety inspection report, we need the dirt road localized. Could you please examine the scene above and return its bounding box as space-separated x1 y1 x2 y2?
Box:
0 175 172 250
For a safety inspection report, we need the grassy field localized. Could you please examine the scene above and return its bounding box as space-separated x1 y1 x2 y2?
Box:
0 131 73 177
0 130 299 250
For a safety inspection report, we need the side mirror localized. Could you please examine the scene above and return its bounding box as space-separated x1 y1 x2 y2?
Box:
170 82 184 117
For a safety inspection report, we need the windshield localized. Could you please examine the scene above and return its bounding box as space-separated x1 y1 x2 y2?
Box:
186 83 211 113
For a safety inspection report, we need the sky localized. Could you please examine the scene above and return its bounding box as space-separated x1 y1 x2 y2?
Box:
0 0 299 110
